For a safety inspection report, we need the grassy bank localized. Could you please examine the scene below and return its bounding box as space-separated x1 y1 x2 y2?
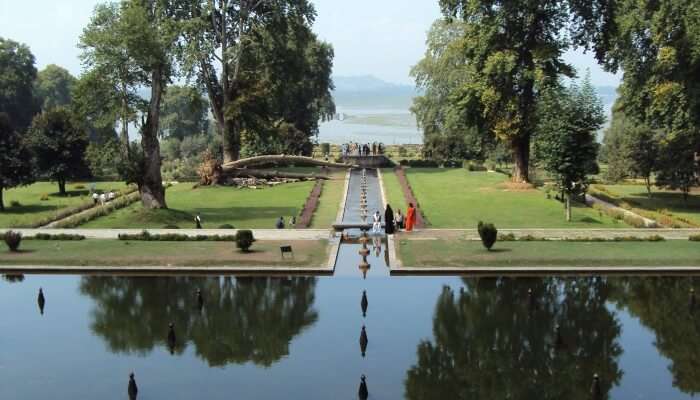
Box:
310 171 346 228
80 181 315 229
592 184 700 227
397 238 700 267
381 169 408 214
0 239 329 267
0 182 126 228
386 169 624 228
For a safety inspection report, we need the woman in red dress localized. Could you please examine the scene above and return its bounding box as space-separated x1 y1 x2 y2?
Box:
405 203 416 232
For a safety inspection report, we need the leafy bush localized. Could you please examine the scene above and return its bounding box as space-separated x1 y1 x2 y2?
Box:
464 161 487 171
399 159 439 168
690 235 700 242
4 231 22 252
32 233 85 240
117 232 236 242
498 233 516 241
518 234 541 241
73 184 86 190
623 214 647 228
442 160 461 168
218 224 235 229
40 194 49 201
477 221 497 250
10 200 21 208
235 230 255 252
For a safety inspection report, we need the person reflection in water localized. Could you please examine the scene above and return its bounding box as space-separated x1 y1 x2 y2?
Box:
372 236 382 257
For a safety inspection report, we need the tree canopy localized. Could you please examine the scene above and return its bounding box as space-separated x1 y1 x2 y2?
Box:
0 37 39 132
159 85 209 139
0 113 35 211
35 64 77 111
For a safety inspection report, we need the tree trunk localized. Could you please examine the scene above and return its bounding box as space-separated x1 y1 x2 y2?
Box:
511 136 530 183
565 192 572 222
645 176 652 197
0 186 4 211
222 155 355 170
58 178 66 196
120 81 130 157
226 169 330 180
139 66 167 209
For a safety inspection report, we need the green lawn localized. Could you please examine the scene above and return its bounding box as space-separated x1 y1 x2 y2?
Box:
0 239 329 267
80 181 315 229
398 239 700 267
593 184 700 227
0 181 127 228
381 169 408 214
310 171 346 228
388 169 625 228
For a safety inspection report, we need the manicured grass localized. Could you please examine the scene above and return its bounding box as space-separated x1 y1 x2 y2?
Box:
310 171 346 228
398 239 700 267
80 181 315 229
381 169 407 214
0 181 127 228
391 169 624 228
0 239 329 267
593 184 700 227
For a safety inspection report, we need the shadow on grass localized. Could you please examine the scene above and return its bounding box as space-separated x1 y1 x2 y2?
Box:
2 204 60 215
3 249 36 254
487 248 511 253
579 216 603 224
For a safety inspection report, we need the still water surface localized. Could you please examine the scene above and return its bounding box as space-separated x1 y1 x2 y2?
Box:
1 272 698 399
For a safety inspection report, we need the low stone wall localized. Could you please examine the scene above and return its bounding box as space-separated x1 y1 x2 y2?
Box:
341 155 394 168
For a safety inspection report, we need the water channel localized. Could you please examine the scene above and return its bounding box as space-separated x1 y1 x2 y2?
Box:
1 169 699 399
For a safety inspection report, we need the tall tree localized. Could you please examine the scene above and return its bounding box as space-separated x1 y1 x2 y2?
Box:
179 0 322 163
35 64 77 111
439 0 575 182
535 77 605 221
28 108 90 195
411 19 492 162
0 113 34 211
80 0 181 208
571 0 700 178
0 37 39 132
159 85 209 139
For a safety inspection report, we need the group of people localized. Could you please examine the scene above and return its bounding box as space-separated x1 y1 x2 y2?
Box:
372 202 417 235
276 216 296 229
91 191 116 206
341 142 385 157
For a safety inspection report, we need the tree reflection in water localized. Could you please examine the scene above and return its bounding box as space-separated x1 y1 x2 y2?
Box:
80 276 318 367
611 277 700 395
405 277 623 400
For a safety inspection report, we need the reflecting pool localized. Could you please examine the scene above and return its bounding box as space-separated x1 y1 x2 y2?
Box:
1 273 699 399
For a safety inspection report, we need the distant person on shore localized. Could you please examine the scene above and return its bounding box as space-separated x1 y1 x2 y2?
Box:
289 215 296 228
372 210 382 233
195 213 202 229
384 204 395 234
405 203 416 232
99 193 106 206
92 192 98 205
395 209 404 230
108 191 115 201
276 217 285 229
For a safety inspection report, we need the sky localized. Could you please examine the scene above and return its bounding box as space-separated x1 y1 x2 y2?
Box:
1 0 621 87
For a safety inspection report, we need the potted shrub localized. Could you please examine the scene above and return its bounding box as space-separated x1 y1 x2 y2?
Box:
477 221 498 251
4 231 22 252
235 230 255 252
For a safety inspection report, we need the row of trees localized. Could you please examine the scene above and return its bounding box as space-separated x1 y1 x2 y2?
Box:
413 0 699 192
1 0 335 210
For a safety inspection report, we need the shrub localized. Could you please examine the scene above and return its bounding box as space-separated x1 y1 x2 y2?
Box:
519 234 540 241
690 235 700 242
40 194 49 201
442 160 461 168
397 146 408 157
623 214 647 228
464 161 487 171
162 225 180 229
10 200 21 208
477 221 497 251
33 233 85 241
235 230 255 252
73 184 86 190
498 233 516 241
4 231 22 252
218 224 235 229
320 143 331 155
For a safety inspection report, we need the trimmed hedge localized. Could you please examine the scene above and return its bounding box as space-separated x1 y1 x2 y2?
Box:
497 233 666 242
31 233 85 241
118 231 237 242
477 221 498 250
690 235 700 242
235 230 255 252
51 191 141 228
4 231 22 252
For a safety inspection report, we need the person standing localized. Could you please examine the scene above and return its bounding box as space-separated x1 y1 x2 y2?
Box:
372 210 381 234
195 213 202 229
92 192 99 205
384 204 395 234
276 217 285 229
395 209 404 230
289 215 296 228
405 203 417 232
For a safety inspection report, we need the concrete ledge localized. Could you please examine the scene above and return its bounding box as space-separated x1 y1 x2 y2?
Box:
402 228 700 240
391 266 700 276
0 265 333 275
335 169 351 224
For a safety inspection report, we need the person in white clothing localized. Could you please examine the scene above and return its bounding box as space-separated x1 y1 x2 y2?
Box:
99 193 106 206
372 211 381 234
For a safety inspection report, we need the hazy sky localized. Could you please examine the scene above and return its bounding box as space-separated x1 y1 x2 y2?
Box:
1 0 621 86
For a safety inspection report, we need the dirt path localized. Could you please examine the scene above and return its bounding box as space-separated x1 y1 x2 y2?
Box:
393 167 426 228
295 180 323 228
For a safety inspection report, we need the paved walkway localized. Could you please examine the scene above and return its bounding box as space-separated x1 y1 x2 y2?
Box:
0 228 332 240
399 228 700 240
